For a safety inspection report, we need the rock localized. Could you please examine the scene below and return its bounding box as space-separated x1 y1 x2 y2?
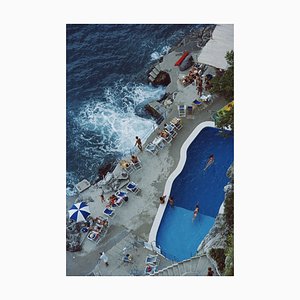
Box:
197 214 227 255
226 164 234 182
197 163 234 273
153 71 171 86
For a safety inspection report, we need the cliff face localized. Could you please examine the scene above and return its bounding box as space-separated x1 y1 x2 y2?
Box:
197 164 234 272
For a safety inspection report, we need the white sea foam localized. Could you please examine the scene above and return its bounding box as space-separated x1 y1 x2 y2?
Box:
66 171 80 196
150 45 171 61
72 81 165 160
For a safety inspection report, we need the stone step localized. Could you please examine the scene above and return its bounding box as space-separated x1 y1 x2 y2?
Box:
194 257 201 272
166 268 174 276
154 64 161 72
152 67 160 75
148 75 155 82
149 71 157 78
161 269 169 276
173 265 180 276
178 262 185 275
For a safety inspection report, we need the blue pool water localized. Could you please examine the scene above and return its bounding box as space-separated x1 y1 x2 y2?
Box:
156 127 233 261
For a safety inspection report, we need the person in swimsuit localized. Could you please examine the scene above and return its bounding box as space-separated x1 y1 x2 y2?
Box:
204 154 215 170
193 204 199 221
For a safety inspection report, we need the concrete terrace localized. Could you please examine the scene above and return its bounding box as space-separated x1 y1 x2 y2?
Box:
66 24 233 276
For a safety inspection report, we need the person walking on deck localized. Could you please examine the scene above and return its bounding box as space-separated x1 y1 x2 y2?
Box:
135 136 143 152
99 252 109 267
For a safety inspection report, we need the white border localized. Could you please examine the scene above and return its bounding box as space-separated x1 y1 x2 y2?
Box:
148 121 215 252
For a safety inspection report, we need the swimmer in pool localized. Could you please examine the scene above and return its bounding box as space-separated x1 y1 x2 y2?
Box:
192 204 199 221
204 154 214 170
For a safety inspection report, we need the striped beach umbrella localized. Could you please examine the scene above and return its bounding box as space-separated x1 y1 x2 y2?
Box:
68 202 90 222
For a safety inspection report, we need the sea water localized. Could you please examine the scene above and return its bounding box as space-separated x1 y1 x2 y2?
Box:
67 24 204 196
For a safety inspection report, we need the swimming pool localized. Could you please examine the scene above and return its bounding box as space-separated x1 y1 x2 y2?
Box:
153 124 233 261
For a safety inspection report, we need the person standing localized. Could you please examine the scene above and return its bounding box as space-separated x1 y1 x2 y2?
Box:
135 136 143 152
99 252 109 267
168 196 174 207
100 194 105 203
207 267 214 276
159 195 166 204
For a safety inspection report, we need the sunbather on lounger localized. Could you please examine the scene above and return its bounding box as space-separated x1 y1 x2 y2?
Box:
160 130 169 139
95 217 108 227
109 194 118 206
131 155 139 163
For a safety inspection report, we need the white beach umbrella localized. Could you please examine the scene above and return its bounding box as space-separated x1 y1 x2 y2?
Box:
68 202 90 222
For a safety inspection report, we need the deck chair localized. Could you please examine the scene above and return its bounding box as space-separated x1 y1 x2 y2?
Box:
186 105 194 119
87 230 101 243
103 207 115 218
126 182 141 194
124 163 135 175
171 118 183 130
144 264 158 275
132 159 142 170
192 99 203 111
178 104 186 117
145 143 159 155
153 137 165 149
145 254 159 265
116 190 128 200
165 124 177 139
162 133 172 144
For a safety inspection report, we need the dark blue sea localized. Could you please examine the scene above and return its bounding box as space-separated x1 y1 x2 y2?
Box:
66 24 204 196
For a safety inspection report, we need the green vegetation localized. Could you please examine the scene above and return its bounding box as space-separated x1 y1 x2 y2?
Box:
210 50 234 99
215 107 234 132
210 50 234 131
223 168 234 275
224 233 234 276
224 190 234 231
210 166 234 276
210 248 226 273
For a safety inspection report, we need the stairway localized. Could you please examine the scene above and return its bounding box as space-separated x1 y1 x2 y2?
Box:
148 64 161 83
152 254 215 276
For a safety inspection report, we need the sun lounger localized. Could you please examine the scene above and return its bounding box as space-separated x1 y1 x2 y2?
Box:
115 191 129 207
132 160 142 170
126 182 141 195
103 207 115 218
178 105 186 118
145 254 159 265
125 163 134 174
186 105 194 119
145 142 159 155
87 230 101 243
116 190 128 198
144 264 158 275
152 136 165 149
170 117 183 130
162 134 172 144
75 179 91 193
167 128 177 139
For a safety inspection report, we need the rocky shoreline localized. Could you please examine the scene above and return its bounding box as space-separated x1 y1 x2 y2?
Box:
197 164 234 274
